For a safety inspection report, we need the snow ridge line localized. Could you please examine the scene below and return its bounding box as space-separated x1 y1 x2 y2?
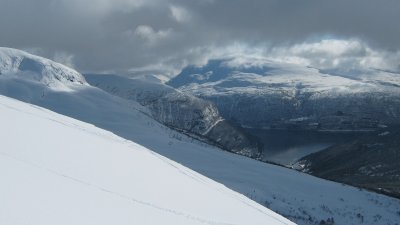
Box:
0 151 238 225
0 97 122 143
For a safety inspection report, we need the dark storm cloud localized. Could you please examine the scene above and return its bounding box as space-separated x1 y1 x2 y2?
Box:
0 0 399 75
185 0 400 48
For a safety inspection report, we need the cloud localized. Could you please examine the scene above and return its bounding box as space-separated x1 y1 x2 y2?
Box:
269 39 400 73
182 39 400 75
132 25 173 45
0 0 400 76
169 5 191 23
53 51 75 68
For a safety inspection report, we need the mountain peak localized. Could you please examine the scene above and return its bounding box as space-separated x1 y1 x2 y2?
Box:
0 47 86 89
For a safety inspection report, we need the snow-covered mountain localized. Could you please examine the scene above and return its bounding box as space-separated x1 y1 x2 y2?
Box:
0 95 291 225
168 58 400 131
0 47 86 90
85 74 260 158
1 47 400 225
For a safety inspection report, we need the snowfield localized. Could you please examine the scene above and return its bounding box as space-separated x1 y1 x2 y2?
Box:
0 95 293 225
1 47 400 225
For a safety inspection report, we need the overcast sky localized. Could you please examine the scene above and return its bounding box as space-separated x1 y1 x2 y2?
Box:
1 0 399 76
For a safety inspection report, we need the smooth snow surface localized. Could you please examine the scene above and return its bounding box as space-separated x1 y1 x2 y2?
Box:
0 95 292 225
1 48 400 225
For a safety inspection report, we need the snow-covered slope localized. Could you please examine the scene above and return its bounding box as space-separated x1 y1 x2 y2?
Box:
0 47 86 90
168 59 400 130
1 48 400 225
0 95 291 225
85 74 260 157
85 74 222 136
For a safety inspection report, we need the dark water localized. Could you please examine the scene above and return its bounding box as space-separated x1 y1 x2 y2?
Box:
246 129 359 166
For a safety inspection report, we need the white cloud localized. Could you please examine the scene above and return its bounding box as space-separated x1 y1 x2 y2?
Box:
268 39 400 72
289 39 366 57
133 25 173 45
169 5 191 23
53 51 75 69
74 37 399 77
177 39 400 77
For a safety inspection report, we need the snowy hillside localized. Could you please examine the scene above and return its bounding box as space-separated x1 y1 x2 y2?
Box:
1 48 400 225
0 47 86 90
0 95 292 225
168 58 400 130
85 74 260 157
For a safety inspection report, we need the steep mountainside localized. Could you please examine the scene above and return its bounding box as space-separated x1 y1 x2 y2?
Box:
1 48 400 225
294 127 400 199
85 74 260 158
0 95 291 225
168 59 400 131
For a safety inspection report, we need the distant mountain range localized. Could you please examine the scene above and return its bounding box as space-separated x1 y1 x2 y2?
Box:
168 58 400 131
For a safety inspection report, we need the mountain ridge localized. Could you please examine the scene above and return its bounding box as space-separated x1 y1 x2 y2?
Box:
168 58 400 131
